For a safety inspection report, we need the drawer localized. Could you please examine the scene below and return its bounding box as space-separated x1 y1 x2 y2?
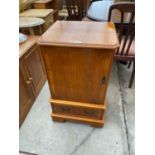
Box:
53 105 103 119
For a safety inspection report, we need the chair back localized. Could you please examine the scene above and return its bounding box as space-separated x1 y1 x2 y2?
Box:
65 0 84 20
108 2 135 60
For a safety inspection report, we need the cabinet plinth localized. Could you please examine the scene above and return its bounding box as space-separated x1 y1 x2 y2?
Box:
38 21 119 127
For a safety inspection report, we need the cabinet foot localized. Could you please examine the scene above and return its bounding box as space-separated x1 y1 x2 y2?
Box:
51 113 104 128
91 123 104 128
52 114 65 122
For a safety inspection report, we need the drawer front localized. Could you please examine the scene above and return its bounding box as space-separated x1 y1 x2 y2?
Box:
53 105 103 119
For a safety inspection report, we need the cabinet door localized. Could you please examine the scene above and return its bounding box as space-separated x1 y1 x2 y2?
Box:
42 46 114 104
23 45 46 97
19 61 35 127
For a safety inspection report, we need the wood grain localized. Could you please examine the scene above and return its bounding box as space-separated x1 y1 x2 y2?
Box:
19 36 46 127
52 113 104 127
50 99 106 110
42 46 114 104
19 60 35 127
38 21 120 49
23 44 46 97
19 35 39 58
39 21 119 127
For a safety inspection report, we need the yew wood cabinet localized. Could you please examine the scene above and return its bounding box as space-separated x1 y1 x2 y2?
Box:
19 36 46 127
38 21 119 127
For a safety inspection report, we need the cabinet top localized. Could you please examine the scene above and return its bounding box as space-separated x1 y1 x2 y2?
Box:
20 9 54 18
19 35 39 59
33 0 53 4
38 21 120 49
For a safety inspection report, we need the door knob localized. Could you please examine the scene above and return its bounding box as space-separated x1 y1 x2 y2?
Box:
26 80 31 84
101 76 106 85
29 77 33 81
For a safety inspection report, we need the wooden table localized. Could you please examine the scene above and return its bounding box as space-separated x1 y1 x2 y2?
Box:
38 21 119 127
19 17 45 35
20 9 54 31
33 0 58 9
87 0 131 23
33 0 58 21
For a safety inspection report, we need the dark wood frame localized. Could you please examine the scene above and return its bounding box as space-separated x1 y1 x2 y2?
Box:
108 2 135 88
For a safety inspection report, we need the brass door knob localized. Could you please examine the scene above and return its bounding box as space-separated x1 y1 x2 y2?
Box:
29 77 33 81
101 76 106 85
26 80 31 84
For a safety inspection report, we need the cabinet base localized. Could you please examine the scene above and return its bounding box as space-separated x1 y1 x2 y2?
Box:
52 113 104 128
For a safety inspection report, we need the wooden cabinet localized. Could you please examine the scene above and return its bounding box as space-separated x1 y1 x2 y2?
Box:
22 44 46 97
38 21 119 127
19 36 46 127
19 62 35 127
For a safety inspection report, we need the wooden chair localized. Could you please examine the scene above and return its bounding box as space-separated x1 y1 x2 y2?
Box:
65 0 85 20
108 2 135 88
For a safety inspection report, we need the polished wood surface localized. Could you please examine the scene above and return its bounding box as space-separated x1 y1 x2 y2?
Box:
19 36 46 127
33 0 53 4
50 99 106 110
39 21 119 127
51 99 106 124
19 60 35 127
33 0 58 21
42 46 114 103
33 0 58 9
52 113 104 127
38 21 119 49
20 9 54 17
19 35 39 58
23 44 46 97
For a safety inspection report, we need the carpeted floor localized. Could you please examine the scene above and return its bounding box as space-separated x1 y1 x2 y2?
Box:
19 62 135 155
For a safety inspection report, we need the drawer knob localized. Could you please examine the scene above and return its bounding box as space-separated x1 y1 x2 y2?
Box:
26 80 31 84
62 107 70 112
84 110 94 116
29 77 33 81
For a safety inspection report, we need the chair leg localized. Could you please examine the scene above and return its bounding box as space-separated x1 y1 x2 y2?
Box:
129 61 135 88
128 61 132 68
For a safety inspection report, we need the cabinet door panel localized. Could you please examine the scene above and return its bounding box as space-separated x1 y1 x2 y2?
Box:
19 62 34 127
24 45 46 97
42 46 114 104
